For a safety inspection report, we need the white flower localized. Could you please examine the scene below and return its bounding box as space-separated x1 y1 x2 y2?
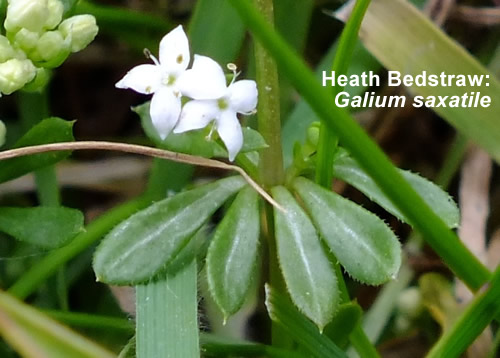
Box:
175 55 258 161
115 25 190 139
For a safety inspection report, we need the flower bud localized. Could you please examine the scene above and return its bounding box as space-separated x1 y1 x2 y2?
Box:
306 124 320 147
58 14 98 53
44 0 64 30
35 30 67 61
12 28 40 52
0 35 22 62
0 58 37 95
4 0 50 33
0 121 6 147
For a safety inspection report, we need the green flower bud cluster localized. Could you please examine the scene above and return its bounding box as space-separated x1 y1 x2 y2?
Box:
0 0 98 96
0 120 6 147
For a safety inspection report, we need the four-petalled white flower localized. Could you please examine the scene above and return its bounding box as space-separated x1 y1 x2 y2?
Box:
115 25 190 139
175 55 257 161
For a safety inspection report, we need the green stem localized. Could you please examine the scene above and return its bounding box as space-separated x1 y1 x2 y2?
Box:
18 90 67 309
313 1 378 356
200 334 306 358
427 265 500 358
316 0 371 187
227 0 491 291
8 197 150 299
252 0 288 348
18 91 60 207
253 0 284 188
43 310 134 334
136 262 199 358
362 133 468 343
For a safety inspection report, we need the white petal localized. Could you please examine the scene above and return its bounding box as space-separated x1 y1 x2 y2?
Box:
150 87 181 140
228 80 258 113
159 25 190 74
177 55 227 100
216 111 243 162
174 100 218 133
115 64 162 95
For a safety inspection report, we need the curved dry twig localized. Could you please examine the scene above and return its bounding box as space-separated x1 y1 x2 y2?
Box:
0 141 284 211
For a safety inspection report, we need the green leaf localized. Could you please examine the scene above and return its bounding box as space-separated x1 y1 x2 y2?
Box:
333 151 459 228
163 225 208 276
0 207 84 249
293 177 401 285
136 102 267 158
272 186 338 329
323 302 362 348
189 0 245 65
93 176 246 285
0 117 74 184
207 187 260 318
0 290 115 358
265 285 348 358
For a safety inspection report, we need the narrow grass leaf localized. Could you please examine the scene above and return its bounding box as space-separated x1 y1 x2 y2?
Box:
0 117 74 184
207 187 260 318
0 207 84 249
265 284 347 358
136 262 199 358
272 186 338 329
294 177 401 285
0 290 115 358
93 176 246 285
333 152 459 228
342 0 500 163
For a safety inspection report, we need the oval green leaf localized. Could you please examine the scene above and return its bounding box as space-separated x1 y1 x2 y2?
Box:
0 206 84 249
294 177 401 285
272 186 338 329
333 153 459 228
0 117 74 184
207 187 260 318
93 176 246 285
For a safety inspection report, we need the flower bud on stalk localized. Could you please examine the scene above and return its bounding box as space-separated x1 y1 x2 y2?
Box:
32 30 70 67
58 15 98 52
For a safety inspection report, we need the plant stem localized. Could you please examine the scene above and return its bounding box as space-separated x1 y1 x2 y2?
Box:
253 0 284 188
43 310 135 334
0 141 279 209
252 0 288 348
18 91 61 207
362 133 468 343
18 90 68 309
315 0 371 188
313 1 378 356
